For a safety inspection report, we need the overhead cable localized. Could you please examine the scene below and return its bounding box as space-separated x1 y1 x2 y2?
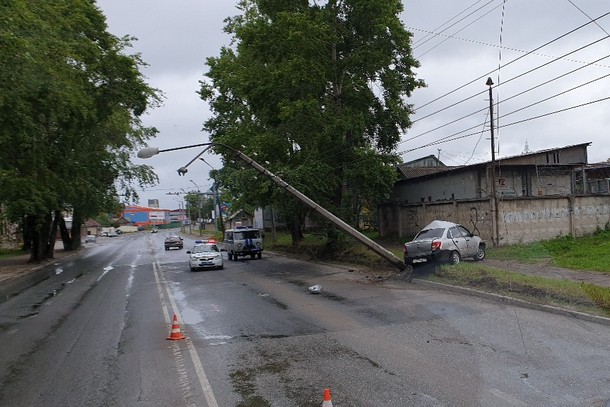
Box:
412 10 610 112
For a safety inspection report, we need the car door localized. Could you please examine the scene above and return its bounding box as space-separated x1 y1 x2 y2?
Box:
457 225 477 256
224 231 233 251
448 226 468 255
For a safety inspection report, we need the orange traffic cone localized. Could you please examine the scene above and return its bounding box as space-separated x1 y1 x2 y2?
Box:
166 314 186 340
322 388 333 407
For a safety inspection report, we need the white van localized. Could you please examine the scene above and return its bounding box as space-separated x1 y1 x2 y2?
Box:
223 227 263 260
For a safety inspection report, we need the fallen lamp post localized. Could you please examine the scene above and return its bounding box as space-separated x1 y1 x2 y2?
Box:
138 143 408 272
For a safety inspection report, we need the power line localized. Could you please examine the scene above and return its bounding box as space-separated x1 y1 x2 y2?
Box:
568 0 610 36
410 33 610 126
414 2 503 58
404 71 610 154
412 10 610 113
403 52 610 147
412 0 492 48
399 95 610 155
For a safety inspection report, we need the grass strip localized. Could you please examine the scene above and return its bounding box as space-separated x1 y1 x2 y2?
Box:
0 249 24 259
487 229 610 272
420 262 610 317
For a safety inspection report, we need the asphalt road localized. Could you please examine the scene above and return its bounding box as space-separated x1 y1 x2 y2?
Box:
0 231 608 406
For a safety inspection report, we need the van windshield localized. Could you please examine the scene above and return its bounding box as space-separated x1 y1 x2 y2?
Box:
234 230 260 240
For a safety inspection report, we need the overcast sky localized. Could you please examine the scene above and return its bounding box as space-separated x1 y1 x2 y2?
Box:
95 0 610 210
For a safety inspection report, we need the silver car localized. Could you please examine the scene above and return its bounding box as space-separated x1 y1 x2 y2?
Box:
403 220 486 266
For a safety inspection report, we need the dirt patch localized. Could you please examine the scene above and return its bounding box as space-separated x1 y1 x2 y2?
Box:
484 259 610 288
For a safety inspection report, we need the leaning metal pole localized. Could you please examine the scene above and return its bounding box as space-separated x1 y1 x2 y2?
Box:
138 142 408 272
230 148 408 272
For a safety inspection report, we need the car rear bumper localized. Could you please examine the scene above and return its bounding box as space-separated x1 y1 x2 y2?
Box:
404 250 452 265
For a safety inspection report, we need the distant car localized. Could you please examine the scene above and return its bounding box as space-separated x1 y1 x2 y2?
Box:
403 220 486 266
187 241 223 271
115 229 123 235
164 236 183 250
84 235 96 243
108 232 118 237
151 228 158 233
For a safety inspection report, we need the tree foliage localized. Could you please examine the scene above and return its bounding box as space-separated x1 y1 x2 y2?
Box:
201 0 424 246
0 0 161 261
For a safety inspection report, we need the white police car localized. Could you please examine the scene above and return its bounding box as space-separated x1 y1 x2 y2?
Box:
186 239 224 271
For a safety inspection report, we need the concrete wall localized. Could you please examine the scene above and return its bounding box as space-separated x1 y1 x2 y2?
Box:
379 195 610 245
380 199 494 241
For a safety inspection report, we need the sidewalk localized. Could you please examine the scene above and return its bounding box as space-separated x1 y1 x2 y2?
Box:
0 241 79 303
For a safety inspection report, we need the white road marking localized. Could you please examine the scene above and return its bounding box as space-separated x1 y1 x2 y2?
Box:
96 265 114 282
152 256 219 407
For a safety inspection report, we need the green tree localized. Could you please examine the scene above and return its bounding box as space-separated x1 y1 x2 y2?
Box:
200 0 423 249
0 0 160 261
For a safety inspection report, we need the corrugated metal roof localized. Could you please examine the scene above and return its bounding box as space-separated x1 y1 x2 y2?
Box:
399 142 592 180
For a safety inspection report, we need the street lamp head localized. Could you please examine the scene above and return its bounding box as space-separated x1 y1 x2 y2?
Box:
177 167 188 176
137 146 160 159
486 77 494 87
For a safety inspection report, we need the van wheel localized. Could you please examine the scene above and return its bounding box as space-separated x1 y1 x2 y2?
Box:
449 251 461 265
257 253 262 259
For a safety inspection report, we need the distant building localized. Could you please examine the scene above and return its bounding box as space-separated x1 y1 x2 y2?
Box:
123 205 169 226
148 199 160 208
169 209 187 223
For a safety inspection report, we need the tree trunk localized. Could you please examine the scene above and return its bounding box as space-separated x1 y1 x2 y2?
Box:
58 211 72 249
69 210 82 250
22 215 32 251
28 213 52 263
45 211 59 259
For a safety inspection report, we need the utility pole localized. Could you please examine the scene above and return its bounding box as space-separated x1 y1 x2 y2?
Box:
487 77 499 246
190 180 204 236
138 143 408 272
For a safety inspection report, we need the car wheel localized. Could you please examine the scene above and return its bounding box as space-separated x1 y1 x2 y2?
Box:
228 252 233 261
474 244 486 261
250 253 255 259
190 266 194 271
449 251 461 265
218 265 224 270
257 252 262 259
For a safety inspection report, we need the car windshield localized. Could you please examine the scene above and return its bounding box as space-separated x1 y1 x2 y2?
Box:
192 244 219 253
414 228 445 240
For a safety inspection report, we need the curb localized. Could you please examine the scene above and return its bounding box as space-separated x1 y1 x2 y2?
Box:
411 278 610 327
